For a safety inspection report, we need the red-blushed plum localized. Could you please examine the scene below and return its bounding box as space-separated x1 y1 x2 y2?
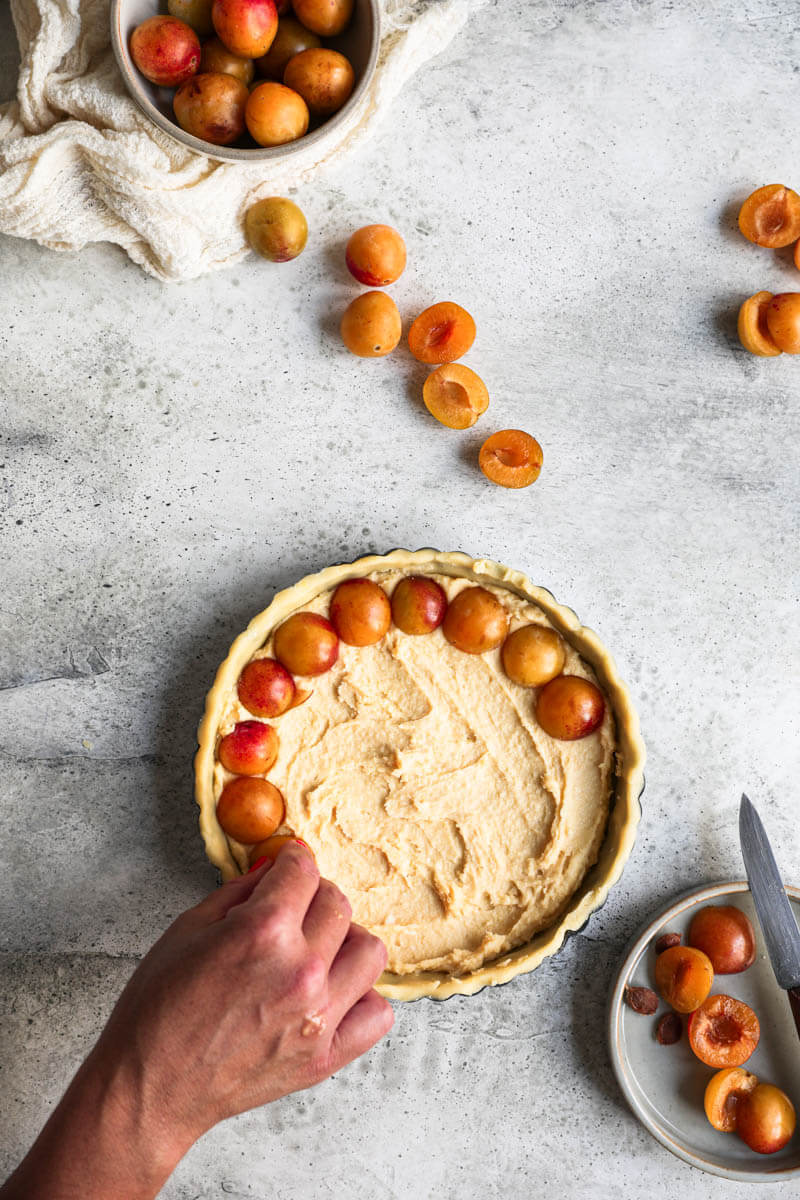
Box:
737 1084 796 1154
130 16 201 87
237 658 296 717
245 197 308 261
218 720 279 775
688 905 756 974
273 613 339 676
248 834 314 865
346 224 406 287
390 576 447 635
535 675 604 740
213 0 278 58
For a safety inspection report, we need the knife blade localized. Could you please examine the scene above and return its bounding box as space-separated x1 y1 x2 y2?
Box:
739 794 800 1003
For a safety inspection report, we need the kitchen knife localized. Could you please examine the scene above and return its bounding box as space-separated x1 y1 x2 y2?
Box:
739 793 800 1039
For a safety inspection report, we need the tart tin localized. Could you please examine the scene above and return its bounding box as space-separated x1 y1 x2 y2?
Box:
195 549 646 1001
111 0 380 164
609 880 800 1182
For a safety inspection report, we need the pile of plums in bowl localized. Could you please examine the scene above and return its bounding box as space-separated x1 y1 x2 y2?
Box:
124 0 375 153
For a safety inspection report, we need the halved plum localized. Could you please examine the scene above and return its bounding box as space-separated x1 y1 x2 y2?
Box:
688 994 760 1068
704 1067 759 1133
422 363 488 430
408 302 475 364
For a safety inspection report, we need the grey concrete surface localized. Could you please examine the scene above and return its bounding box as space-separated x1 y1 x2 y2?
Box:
2 1 800 1196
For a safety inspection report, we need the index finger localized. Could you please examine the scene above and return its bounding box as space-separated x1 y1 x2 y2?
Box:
245 841 321 925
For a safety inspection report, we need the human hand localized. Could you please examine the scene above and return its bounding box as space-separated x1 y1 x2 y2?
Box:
100 843 393 1138
0 844 393 1200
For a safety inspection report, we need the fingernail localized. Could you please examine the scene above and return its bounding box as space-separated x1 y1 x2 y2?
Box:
248 856 269 874
293 838 309 850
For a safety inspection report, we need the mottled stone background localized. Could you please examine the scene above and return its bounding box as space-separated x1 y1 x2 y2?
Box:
2 1 799 1196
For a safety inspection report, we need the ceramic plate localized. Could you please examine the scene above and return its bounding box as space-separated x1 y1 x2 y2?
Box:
609 880 800 1182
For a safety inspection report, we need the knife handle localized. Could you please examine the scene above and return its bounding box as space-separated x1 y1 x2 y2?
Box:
790 987 800 1042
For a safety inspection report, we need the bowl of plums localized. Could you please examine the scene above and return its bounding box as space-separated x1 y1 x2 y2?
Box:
111 0 380 162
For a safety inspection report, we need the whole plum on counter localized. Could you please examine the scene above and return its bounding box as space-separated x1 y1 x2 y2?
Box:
245 197 308 261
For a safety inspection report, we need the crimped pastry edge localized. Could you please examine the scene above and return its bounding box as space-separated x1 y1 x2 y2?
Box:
194 549 646 1001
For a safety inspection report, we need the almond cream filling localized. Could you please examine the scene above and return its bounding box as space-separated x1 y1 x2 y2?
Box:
212 570 615 976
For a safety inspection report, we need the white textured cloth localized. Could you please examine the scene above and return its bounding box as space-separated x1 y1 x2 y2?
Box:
0 0 486 280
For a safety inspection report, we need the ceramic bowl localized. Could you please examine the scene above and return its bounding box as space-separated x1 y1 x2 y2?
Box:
195 548 646 1001
110 0 380 163
609 880 800 1183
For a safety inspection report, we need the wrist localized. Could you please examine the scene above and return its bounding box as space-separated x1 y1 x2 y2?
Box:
1 1043 195 1200
84 1040 199 1185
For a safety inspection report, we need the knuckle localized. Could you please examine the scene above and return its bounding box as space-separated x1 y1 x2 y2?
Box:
243 908 288 951
321 879 352 921
290 953 327 1005
335 889 353 923
352 926 388 971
